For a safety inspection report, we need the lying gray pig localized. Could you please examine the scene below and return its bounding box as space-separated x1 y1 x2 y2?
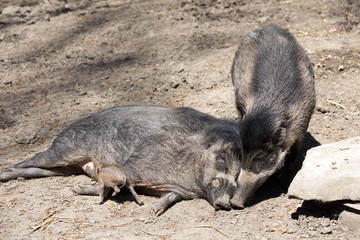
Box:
0 105 242 215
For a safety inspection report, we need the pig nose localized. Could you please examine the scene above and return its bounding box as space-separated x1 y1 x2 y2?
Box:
213 200 231 211
230 198 245 209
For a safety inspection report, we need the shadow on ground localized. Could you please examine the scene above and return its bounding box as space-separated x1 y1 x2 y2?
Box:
291 200 360 220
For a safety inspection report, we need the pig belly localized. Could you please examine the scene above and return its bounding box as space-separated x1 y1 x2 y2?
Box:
78 160 96 177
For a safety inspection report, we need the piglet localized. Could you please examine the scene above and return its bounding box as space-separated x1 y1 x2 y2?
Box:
96 163 144 206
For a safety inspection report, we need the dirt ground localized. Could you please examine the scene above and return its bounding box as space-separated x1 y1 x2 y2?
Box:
0 0 359 239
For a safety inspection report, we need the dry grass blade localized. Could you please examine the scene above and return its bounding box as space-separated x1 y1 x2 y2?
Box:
326 99 347 109
142 229 175 236
26 206 67 235
192 225 231 238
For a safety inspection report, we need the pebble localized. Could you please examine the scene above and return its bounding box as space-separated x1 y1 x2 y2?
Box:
320 226 333 234
14 123 40 144
2 6 21 16
308 230 318 237
44 14 50 21
320 218 331 227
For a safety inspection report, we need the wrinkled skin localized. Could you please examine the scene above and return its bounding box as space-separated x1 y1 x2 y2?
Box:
0 105 242 215
230 24 316 208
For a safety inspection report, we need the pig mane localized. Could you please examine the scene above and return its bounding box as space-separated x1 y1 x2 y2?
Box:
202 124 241 149
240 107 283 151
249 26 306 107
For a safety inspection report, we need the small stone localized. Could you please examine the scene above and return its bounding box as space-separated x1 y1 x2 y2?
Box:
338 65 344 71
26 20 36 25
79 90 87 96
258 16 268 23
170 82 180 89
77 11 86 17
44 14 50 21
2 6 21 16
320 226 332 234
341 226 349 232
320 218 331 227
171 62 185 73
14 123 40 144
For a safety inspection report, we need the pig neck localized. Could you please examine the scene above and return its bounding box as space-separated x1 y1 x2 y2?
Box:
242 106 284 147
126 148 207 199
170 150 207 198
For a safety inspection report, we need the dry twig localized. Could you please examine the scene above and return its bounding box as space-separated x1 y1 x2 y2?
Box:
192 225 231 238
26 206 66 235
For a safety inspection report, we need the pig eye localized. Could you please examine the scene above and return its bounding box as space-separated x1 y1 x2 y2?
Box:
252 153 275 173
216 154 226 171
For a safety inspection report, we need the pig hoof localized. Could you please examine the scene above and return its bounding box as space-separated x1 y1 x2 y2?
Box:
72 184 88 195
138 200 144 206
72 183 99 196
152 203 165 216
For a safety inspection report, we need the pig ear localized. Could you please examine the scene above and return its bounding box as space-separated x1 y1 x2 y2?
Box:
202 136 216 149
272 127 286 146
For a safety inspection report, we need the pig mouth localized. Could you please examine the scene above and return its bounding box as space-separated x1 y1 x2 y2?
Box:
213 200 232 211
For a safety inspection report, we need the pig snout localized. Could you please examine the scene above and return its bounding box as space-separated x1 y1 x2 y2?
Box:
213 194 232 210
230 196 245 209
211 178 236 211
230 187 248 209
230 169 262 209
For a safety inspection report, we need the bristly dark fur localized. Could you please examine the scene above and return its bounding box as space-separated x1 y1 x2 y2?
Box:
230 24 316 208
232 24 315 152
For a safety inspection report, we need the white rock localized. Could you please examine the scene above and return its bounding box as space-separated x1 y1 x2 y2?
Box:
339 203 360 232
288 137 360 201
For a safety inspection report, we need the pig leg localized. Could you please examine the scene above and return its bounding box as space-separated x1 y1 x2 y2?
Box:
0 146 96 182
152 192 182 216
284 137 304 184
127 185 144 206
72 183 99 195
111 186 121 197
0 167 78 181
98 178 110 204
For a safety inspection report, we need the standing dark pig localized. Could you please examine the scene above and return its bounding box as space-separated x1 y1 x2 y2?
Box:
230 24 316 208
0 106 241 215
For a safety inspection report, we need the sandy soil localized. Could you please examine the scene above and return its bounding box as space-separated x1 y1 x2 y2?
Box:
0 0 359 239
